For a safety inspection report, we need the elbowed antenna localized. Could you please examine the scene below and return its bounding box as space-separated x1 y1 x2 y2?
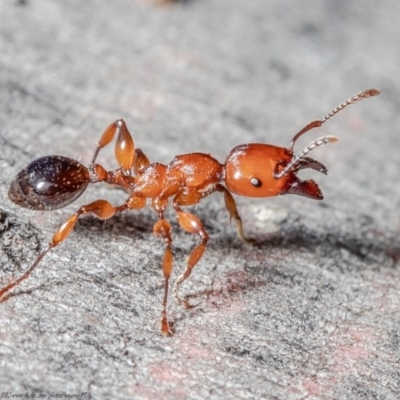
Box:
273 88 381 179
275 135 338 179
289 88 381 152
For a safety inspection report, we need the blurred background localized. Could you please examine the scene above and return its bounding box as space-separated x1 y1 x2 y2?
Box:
0 1 399 399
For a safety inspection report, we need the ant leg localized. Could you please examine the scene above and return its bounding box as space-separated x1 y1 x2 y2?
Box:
0 195 145 301
0 199 121 300
0 248 50 300
172 189 208 309
90 120 135 172
133 149 150 175
216 185 254 244
153 218 174 335
91 148 149 189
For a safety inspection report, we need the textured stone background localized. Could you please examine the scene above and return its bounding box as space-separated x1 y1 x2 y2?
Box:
0 1 399 399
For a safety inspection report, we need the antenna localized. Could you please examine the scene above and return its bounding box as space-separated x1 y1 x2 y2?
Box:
275 136 338 179
289 88 380 152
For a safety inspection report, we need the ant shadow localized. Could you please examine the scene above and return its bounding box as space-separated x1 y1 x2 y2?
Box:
73 207 400 274
171 220 400 317
3 205 399 307
253 223 400 272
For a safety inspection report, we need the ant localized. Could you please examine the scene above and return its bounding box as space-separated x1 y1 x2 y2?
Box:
1 88 380 335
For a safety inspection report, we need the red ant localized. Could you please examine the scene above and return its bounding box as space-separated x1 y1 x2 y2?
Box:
1 88 380 335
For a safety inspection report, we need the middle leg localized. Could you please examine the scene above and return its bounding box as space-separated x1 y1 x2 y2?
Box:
172 188 209 309
153 217 174 336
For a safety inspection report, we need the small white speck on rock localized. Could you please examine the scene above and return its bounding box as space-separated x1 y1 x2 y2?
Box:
249 204 289 234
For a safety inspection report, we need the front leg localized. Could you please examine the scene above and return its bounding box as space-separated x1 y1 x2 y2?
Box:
216 185 255 244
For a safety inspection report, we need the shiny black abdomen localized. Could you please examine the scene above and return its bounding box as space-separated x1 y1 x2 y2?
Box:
8 155 90 210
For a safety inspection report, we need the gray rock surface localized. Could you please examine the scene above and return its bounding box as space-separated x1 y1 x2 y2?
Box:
0 1 399 399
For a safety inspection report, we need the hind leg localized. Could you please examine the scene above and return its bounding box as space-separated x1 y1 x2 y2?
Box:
0 194 146 301
0 199 126 300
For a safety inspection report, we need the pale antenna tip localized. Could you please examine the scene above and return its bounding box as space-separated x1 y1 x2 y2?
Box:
326 135 339 143
363 88 381 97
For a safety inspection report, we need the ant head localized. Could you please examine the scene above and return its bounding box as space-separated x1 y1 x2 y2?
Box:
224 143 294 198
224 143 328 200
224 89 380 200
9 156 90 211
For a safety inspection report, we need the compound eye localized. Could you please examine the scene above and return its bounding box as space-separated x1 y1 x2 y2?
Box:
250 178 262 188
